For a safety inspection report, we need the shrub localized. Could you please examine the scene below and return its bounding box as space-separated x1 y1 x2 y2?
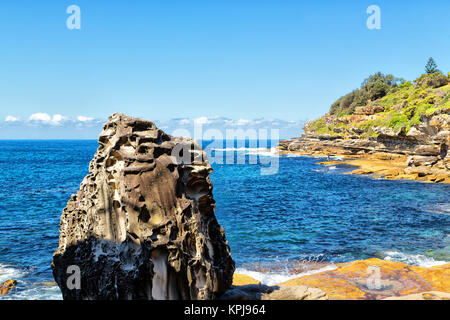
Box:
388 113 408 129
330 90 361 116
415 72 449 88
329 72 402 115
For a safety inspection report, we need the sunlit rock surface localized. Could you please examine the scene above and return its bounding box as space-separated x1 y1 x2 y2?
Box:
232 258 449 300
280 258 450 300
52 113 235 300
0 280 17 296
222 283 328 300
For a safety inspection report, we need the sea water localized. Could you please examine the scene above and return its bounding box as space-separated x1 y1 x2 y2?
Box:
0 140 448 299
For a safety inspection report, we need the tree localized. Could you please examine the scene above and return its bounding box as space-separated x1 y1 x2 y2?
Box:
361 72 402 100
329 72 402 115
425 57 438 74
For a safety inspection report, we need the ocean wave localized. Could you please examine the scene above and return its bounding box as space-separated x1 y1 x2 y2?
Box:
424 203 450 215
0 283 62 300
235 264 337 286
286 153 303 157
211 147 268 152
248 148 279 157
210 146 280 158
383 251 448 267
0 264 25 283
0 264 62 300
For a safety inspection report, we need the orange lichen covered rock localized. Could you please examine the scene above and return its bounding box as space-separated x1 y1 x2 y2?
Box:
233 274 261 286
383 291 450 300
0 280 17 296
279 258 450 300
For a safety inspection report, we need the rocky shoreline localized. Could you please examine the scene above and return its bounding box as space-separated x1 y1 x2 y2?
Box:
232 258 450 300
277 111 450 183
3 257 449 299
2 112 448 300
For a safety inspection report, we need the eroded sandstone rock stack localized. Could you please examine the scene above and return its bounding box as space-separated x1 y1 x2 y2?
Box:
52 113 235 300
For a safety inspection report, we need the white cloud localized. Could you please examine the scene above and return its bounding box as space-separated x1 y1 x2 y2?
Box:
235 118 250 126
29 113 52 123
28 113 70 126
2 113 102 127
174 118 190 125
76 115 94 122
1 113 306 139
194 116 211 125
154 116 306 139
5 115 20 122
52 114 65 124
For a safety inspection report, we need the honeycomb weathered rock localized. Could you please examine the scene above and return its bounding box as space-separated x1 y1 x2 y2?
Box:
52 113 235 300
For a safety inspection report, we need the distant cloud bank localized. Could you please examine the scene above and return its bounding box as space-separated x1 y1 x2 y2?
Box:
5 115 20 122
0 113 306 139
1 113 104 139
4 113 102 127
157 116 306 139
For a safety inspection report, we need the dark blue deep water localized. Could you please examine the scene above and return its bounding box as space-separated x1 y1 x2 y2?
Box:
0 140 449 299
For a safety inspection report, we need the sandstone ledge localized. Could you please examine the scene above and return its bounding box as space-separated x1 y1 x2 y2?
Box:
232 258 449 300
318 155 450 183
223 283 328 300
278 150 450 184
280 258 450 299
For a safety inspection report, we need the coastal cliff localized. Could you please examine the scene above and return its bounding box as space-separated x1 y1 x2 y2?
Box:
52 113 235 300
278 71 450 183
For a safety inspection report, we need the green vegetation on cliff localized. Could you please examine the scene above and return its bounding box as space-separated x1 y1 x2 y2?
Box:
330 72 404 116
309 59 450 138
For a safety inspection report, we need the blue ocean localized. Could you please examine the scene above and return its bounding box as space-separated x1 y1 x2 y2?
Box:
0 140 449 299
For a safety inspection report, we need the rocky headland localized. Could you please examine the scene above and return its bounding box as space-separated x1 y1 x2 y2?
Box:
52 113 235 300
278 71 450 183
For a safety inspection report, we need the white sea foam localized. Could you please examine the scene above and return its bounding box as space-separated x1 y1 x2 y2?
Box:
211 147 267 152
424 203 450 215
383 251 448 267
235 264 337 286
211 146 280 157
0 264 25 283
328 166 337 170
286 153 303 157
248 147 279 157
236 251 449 286
0 264 62 300
0 283 62 300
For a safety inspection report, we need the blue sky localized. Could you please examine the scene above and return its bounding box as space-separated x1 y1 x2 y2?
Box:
0 0 449 139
